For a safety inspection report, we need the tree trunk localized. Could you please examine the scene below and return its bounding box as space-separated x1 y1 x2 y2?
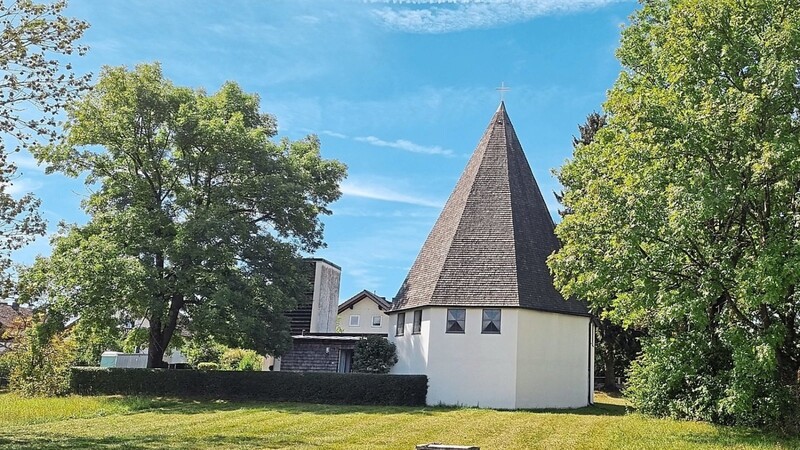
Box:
603 348 618 392
147 318 167 368
146 295 183 368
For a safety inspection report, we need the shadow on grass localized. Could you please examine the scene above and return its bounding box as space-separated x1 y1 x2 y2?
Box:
100 395 630 418
101 395 450 417
678 426 800 448
548 401 631 417
0 432 303 450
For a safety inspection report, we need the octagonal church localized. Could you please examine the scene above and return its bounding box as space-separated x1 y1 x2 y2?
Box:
387 102 594 409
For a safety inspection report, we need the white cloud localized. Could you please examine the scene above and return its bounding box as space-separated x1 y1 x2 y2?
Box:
8 152 44 173
367 0 625 34
320 130 348 139
355 135 454 156
333 206 439 218
340 178 444 208
294 15 322 25
5 178 43 197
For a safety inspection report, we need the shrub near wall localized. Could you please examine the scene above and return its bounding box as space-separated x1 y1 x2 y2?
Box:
71 367 427 406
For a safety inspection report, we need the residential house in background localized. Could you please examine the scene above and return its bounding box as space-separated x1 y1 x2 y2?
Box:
337 290 391 334
0 302 32 354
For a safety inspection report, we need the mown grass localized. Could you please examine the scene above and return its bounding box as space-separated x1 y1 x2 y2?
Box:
0 392 797 449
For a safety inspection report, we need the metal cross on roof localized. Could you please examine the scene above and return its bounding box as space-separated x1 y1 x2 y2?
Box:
496 82 510 101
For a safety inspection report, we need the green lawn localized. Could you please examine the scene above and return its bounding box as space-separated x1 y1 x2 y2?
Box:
0 392 797 449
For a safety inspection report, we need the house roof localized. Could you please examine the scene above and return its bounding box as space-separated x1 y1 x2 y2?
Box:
0 303 33 330
338 290 391 314
391 102 589 317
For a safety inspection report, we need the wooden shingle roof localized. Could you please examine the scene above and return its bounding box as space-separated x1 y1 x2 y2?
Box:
391 102 588 316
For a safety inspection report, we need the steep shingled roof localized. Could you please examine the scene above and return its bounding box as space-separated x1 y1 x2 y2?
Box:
391 102 588 316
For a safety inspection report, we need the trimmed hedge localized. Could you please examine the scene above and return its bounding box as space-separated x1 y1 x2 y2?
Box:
70 367 427 406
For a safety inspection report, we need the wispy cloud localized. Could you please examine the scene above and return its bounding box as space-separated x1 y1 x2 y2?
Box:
367 0 625 34
8 152 44 173
5 178 43 197
355 135 454 156
320 130 348 139
340 178 444 208
333 207 439 219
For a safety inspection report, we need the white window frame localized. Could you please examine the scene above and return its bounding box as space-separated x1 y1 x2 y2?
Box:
371 315 382 327
349 315 360 327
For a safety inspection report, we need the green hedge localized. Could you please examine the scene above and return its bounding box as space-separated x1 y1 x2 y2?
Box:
70 367 427 406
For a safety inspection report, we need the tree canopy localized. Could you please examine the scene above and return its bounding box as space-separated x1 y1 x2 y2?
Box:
550 0 800 430
0 0 89 298
21 63 347 367
0 0 90 151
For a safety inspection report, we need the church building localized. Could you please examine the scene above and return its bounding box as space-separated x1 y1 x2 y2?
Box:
387 102 594 409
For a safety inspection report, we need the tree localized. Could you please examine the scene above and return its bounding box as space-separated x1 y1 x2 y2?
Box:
352 335 397 374
549 0 800 430
556 112 642 392
0 0 89 297
0 0 90 151
21 63 347 368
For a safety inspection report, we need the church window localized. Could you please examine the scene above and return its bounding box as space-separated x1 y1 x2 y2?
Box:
372 315 382 327
446 309 466 333
412 310 422 334
349 315 360 327
396 312 405 336
482 309 501 334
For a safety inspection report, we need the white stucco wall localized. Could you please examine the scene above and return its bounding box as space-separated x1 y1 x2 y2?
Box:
390 307 592 409
389 308 430 375
309 261 341 333
515 309 593 408
390 307 518 409
337 298 389 334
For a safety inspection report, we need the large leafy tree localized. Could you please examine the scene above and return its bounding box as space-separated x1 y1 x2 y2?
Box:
0 0 89 297
550 0 800 430
21 64 347 368
557 112 643 392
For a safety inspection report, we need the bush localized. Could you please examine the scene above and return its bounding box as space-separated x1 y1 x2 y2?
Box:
197 362 218 371
352 336 397 374
0 353 11 388
8 331 76 396
71 367 428 406
182 339 227 368
220 348 263 371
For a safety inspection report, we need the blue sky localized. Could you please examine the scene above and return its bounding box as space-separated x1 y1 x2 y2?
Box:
10 0 638 302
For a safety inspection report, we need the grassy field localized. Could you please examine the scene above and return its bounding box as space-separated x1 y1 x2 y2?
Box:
0 392 797 449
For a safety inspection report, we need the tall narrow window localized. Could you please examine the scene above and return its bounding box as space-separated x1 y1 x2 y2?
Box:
482 309 501 334
412 310 422 334
395 312 405 336
446 309 466 333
